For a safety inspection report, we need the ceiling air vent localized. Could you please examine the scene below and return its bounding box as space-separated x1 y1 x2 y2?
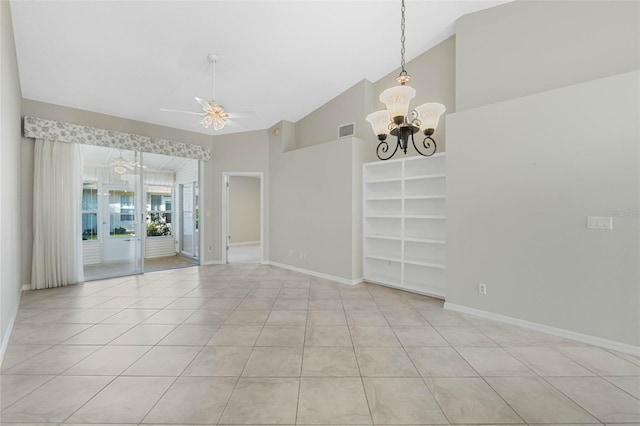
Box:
338 123 355 138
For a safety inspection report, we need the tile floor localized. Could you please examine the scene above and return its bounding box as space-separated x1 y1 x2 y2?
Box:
1 264 639 425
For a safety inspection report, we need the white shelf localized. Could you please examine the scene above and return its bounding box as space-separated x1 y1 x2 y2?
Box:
404 237 445 244
366 234 402 241
405 195 446 200
404 173 446 181
365 254 402 263
363 154 446 299
404 259 446 269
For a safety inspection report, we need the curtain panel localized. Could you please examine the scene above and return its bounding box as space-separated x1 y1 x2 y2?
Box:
32 139 85 288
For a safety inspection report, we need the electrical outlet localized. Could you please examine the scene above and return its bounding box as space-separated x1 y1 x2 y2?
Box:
299 252 304 259
289 249 293 257
478 283 487 295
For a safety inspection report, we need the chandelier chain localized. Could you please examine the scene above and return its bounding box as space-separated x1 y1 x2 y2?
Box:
400 0 406 76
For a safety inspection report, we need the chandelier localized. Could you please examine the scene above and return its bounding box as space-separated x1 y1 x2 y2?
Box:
366 0 446 161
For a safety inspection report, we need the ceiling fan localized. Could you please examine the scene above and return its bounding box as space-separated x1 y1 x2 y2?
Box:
107 151 146 175
161 54 253 130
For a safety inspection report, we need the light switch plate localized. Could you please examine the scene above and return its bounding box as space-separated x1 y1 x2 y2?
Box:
587 216 613 230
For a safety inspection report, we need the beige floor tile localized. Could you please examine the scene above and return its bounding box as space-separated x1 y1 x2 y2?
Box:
100 309 158 324
165 297 211 310
243 346 303 377
355 347 418 377
547 376 640 423
507 346 596 376
426 377 523 424
405 346 478 377
141 309 195 324
256 326 306 346
476 324 540 346
184 309 232 324
207 325 263 346
219 378 299 424
1 376 112 423
224 309 271 325
157 323 219 346
349 326 400 347
306 326 353 346
129 297 177 309
60 324 132 345
237 297 276 310
456 347 535 376
5 345 100 375
418 308 469 326
9 323 92 345
605 376 640 399
266 310 308 325
345 310 388 325
142 376 236 424
297 377 372 424
302 347 360 377
307 310 347 326
0 374 55 410
122 345 200 376
342 299 379 311
66 376 174 424
273 297 309 310
109 324 176 345
1 344 52 371
432 325 497 346
363 377 447 424
392 325 449 346
200 297 244 310
63 345 151 375
488 377 598 423
381 309 427 325
308 298 343 310
557 347 640 376
183 346 252 376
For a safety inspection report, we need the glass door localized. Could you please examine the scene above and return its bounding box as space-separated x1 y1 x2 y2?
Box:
82 147 144 280
180 182 199 258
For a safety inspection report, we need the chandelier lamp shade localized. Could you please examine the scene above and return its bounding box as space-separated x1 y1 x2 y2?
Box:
366 0 446 161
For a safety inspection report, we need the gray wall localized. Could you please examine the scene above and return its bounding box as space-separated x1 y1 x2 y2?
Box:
269 128 363 280
456 0 640 111
229 176 261 244
447 0 640 347
1 0 23 356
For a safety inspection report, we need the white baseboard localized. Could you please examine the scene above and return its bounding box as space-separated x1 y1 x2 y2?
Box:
228 241 261 247
21 284 31 291
0 294 21 365
444 302 640 357
264 261 363 286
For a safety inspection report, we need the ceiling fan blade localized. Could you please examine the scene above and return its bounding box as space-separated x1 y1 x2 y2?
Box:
195 97 213 112
160 108 206 116
226 111 256 119
124 164 135 170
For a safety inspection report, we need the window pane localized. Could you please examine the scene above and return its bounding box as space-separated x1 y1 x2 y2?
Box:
82 183 98 211
82 213 98 240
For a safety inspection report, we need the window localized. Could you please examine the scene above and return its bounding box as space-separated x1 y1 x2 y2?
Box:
108 189 135 237
82 183 98 240
147 186 172 237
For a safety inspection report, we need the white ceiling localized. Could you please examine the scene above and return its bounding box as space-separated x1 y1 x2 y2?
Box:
10 0 508 136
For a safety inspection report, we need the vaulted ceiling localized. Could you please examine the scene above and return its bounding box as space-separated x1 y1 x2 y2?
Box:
10 0 508 136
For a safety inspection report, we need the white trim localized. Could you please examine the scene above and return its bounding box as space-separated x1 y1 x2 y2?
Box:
444 302 640 357
0 295 21 364
265 261 363 286
222 172 265 265
228 241 261 247
21 284 31 291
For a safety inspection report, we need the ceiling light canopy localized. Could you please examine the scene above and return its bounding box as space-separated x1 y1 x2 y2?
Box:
366 0 446 161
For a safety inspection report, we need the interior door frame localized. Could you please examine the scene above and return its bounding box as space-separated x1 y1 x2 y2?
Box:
221 172 264 264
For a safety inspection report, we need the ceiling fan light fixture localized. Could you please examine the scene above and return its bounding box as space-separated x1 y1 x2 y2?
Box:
113 165 127 175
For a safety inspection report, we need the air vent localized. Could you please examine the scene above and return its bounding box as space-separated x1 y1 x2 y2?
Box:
338 123 355 138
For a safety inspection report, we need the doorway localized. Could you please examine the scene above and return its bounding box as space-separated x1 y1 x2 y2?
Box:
222 172 264 264
180 181 199 259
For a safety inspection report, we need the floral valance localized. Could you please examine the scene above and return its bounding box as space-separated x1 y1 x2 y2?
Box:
24 116 211 161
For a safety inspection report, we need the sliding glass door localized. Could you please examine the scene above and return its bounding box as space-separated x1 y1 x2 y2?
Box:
180 182 199 258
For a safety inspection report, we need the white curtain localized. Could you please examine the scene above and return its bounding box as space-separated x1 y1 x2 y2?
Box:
32 138 84 289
